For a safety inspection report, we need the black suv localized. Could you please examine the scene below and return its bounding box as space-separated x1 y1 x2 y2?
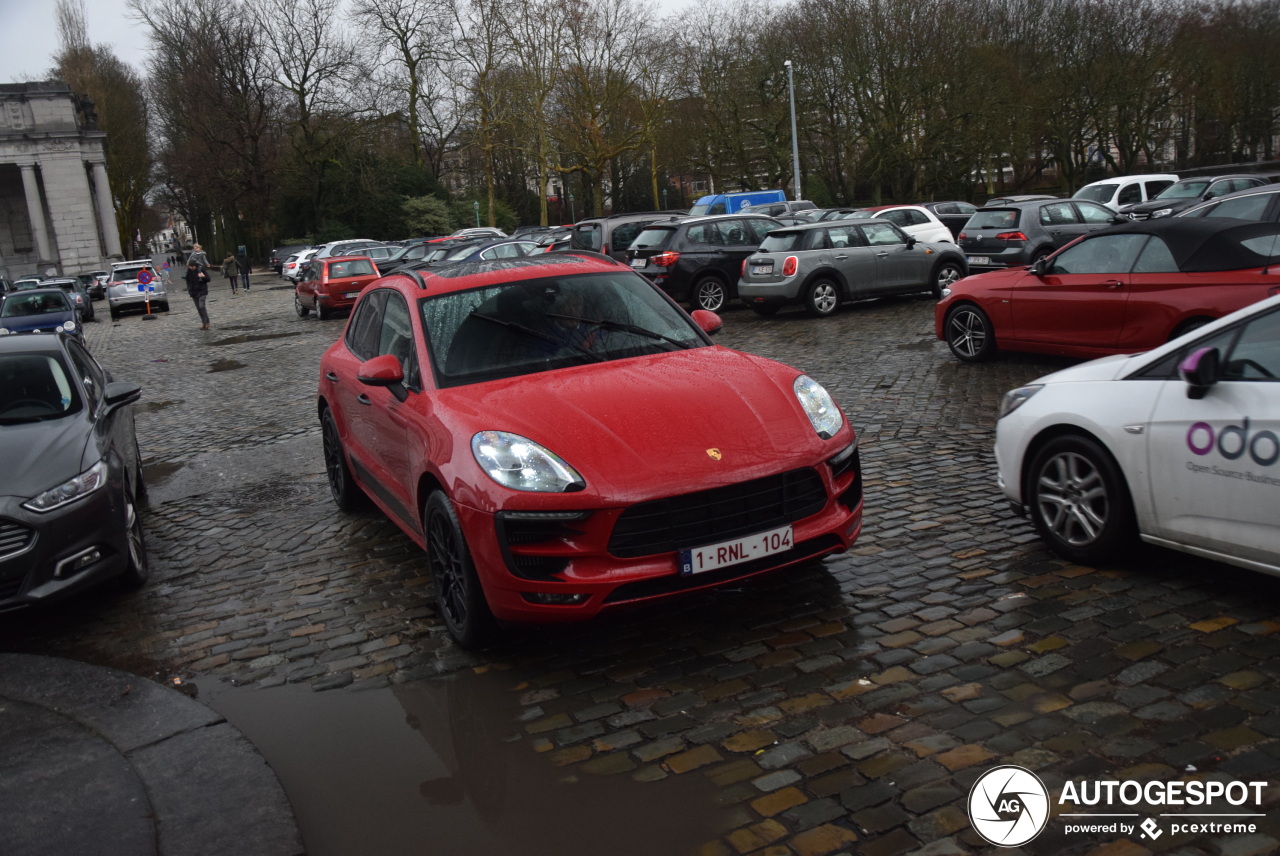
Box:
1121 174 1269 220
626 213 782 311
958 199 1118 272
570 211 687 262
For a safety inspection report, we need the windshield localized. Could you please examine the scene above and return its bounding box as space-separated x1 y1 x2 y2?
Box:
422 272 708 386
1156 180 1209 200
2 292 72 316
0 353 80 423
1074 184 1117 203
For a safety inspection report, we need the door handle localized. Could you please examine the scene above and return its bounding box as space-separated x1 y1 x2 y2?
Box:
357 394 372 406
835 254 848 260
1102 280 1124 288
325 371 338 382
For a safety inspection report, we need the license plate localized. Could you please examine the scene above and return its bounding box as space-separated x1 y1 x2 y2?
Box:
678 525 793 576
750 264 773 275
968 256 990 265
344 291 361 299
630 258 646 268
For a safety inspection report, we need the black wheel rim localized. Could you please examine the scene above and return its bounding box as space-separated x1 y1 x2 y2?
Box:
427 509 468 633
947 308 987 358
322 415 346 502
1035 450 1109 547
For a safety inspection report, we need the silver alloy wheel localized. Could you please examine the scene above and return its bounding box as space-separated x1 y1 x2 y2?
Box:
808 281 839 316
935 263 962 293
126 500 146 572
694 278 726 312
294 293 309 317
1034 450 1109 547
946 307 988 359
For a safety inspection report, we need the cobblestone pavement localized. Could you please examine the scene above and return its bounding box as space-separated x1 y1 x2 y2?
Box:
3 271 1280 856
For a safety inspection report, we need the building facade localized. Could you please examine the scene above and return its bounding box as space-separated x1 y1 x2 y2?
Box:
0 81 121 281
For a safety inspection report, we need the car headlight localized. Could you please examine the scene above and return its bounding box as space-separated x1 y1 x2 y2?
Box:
471 431 585 492
1151 208 1173 219
999 384 1044 419
794 375 843 439
63 320 77 332
0 328 8 335
23 460 108 512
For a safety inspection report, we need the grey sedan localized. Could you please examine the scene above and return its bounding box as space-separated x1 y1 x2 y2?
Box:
738 219 968 317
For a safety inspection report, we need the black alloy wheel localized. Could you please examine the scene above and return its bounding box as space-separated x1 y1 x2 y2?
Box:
322 408 362 511
1026 434 1135 564
944 303 996 362
425 491 497 648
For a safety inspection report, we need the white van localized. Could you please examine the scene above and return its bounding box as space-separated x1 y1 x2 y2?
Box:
1072 173 1178 211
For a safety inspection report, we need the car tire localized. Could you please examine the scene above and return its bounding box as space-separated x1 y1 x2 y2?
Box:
321 408 363 511
118 477 149 589
931 261 964 298
317 302 331 321
944 303 996 362
425 490 497 648
750 304 781 317
1026 434 1135 565
804 278 840 317
158 302 170 313
109 307 120 321
1169 316 1215 342
690 276 727 313
1028 248 1051 265
295 294 310 318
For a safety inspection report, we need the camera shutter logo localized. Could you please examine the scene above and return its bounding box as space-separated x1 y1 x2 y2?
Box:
968 765 1051 846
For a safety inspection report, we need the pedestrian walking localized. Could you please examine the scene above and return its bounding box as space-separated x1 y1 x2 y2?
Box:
184 261 211 329
222 252 241 294
236 247 251 292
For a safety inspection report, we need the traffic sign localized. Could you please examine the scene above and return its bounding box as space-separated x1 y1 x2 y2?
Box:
137 269 153 285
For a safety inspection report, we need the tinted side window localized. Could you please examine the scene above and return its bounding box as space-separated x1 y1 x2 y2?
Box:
708 203 726 215
64 339 105 408
1203 193 1273 221
1048 234 1146 275
745 219 774 243
1117 184 1142 205
1075 202 1116 225
861 222 907 246
827 225 860 248
1040 203 1080 225
378 292 420 388
571 224 602 251
721 220 751 246
1223 307 1280 380
609 222 648 251
685 223 722 245
346 290 387 360
1132 237 1179 273
935 203 957 215
955 203 977 215
1145 180 1174 197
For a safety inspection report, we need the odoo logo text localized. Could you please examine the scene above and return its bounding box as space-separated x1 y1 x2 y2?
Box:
1187 418 1279 467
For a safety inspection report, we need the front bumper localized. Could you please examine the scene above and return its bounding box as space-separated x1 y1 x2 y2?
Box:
0 484 131 609
456 447 865 624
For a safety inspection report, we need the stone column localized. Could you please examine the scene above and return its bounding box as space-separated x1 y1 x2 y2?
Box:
90 160 122 257
18 163 54 265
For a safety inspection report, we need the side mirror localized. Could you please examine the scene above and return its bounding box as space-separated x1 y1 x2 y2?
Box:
691 309 722 335
1030 258 1048 276
906 236 918 248
103 381 142 409
1110 215 1128 225
358 353 408 401
1179 346 1220 400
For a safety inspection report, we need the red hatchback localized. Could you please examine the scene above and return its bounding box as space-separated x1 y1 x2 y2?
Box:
295 255 381 320
318 254 864 645
937 218 1280 362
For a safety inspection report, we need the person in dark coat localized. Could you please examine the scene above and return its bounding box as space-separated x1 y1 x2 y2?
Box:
222 252 241 294
184 261 211 329
236 249 251 292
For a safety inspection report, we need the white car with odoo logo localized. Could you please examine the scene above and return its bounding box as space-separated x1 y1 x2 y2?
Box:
996 292 1280 574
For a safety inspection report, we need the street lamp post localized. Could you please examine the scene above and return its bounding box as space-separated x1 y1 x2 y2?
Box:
662 187 668 210
785 60 801 202
569 192 576 222
473 200 480 227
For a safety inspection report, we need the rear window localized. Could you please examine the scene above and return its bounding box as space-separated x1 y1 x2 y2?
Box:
760 232 805 252
110 267 150 282
328 259 377 277
965 209 1020 230
631 226 676 251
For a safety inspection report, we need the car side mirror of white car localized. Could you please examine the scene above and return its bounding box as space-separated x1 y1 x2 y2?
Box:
1179 346 1220 400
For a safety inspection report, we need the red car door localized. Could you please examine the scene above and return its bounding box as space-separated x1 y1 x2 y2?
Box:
1010 233 1147 352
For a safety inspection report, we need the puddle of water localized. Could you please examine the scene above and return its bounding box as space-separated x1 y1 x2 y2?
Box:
139 399 180 413
200 672 723 856
208 332 305 346
208 358 246 373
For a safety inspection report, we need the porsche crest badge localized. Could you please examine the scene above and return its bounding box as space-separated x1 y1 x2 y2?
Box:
706 448 723 461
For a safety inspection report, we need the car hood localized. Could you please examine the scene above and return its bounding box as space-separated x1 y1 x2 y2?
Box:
439 346 843 503
0 414 92 500
1032 352 1140 386
947 265 1025 295
1 313 77 333
1124 198 1195 214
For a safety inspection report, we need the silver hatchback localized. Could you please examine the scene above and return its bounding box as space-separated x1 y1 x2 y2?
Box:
738 219 968 317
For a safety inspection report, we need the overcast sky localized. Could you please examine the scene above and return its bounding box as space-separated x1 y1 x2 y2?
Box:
0 0 148 82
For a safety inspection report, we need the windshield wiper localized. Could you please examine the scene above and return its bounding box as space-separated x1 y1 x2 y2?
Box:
545 313 691 350
468 312 606 363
